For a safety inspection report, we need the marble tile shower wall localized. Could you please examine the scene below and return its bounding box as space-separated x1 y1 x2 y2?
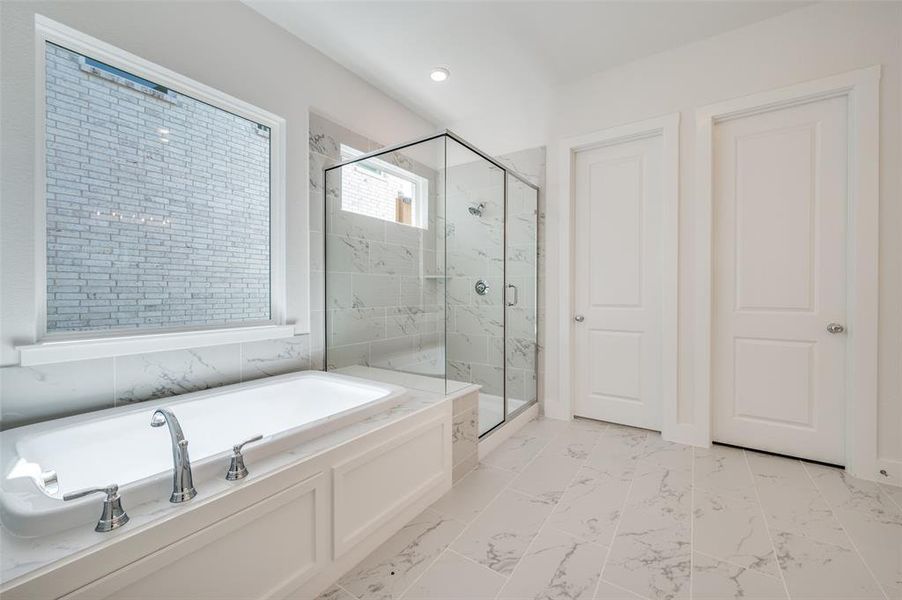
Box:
444 159 505 396
505 175 540 405
496 146 545 386
444 148 545 402
319 118 444 375
499 148 545 407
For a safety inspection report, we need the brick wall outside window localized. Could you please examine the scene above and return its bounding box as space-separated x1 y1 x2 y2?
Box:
339 146 422 228
44 43 271 333
342 165 399 222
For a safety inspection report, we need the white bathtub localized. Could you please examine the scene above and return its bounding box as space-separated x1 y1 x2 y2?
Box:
0 371 406 538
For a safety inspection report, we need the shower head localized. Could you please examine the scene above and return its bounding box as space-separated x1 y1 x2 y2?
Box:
468 202 485 217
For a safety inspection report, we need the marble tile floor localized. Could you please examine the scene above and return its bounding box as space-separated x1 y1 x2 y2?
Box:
318 417 902 600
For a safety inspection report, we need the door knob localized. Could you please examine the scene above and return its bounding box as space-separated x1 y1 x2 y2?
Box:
826 322 845 334
574 315 585 323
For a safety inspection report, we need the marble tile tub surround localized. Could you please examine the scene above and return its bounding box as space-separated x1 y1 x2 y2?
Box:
452 390 479 481
0 338 312 429
318 417 901 600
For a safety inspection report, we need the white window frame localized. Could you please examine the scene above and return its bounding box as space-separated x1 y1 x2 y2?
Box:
18 16 291 366
339 144 429 229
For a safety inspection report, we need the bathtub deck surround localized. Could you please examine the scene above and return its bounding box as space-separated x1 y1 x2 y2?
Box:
320 417 901 600
334 365 480 483
1 371 404 537
0 370 478 600
451 391 479 481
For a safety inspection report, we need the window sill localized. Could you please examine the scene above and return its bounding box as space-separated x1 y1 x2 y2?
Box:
16 325 296 367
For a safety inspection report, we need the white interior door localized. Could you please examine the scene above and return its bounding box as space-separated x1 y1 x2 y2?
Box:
712 95 848 465
573 135 663 430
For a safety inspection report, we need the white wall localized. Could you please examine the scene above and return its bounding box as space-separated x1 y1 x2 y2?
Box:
539 2 902 470
448 96 552 158
0 1 433 425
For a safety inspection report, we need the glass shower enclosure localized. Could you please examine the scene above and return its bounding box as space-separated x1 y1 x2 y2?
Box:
323 131 538 437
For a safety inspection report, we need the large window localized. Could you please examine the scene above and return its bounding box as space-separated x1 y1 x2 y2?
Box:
42 40 282 336
339 144 428 228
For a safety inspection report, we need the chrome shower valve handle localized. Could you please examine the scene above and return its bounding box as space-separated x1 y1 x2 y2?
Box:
63 483 129 532
226 434 263 481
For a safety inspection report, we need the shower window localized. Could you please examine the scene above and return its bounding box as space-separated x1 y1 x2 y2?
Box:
339 144 428 228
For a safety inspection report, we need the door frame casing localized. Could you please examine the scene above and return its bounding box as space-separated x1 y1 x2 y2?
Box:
555 113 680 439
695 66 881 478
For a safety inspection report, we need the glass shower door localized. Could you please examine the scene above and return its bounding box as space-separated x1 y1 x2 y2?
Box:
444 138 506 435
505 174 539 417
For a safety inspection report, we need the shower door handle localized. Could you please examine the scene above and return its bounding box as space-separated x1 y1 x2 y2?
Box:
506 284 519 307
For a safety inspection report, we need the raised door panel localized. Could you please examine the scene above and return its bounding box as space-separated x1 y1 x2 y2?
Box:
588 330 642 403
734 126 815 312
733 338 814 427
588 157 643 308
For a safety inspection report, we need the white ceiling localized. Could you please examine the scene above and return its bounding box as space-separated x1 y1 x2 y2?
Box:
245 1 809 126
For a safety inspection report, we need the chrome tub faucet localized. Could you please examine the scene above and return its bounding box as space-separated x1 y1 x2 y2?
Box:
150 408 197 503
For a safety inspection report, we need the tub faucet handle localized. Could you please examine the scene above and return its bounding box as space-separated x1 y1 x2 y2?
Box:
226 435 263 481
63 483 129 532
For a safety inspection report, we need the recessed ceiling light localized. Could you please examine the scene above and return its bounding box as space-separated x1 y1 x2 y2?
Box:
430 67 450 82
